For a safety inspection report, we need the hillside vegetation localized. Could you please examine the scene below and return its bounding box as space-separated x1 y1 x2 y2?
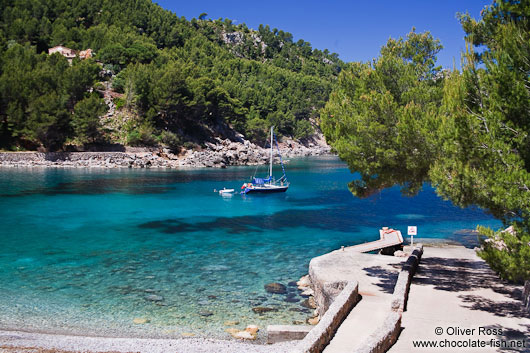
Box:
0 0 344 150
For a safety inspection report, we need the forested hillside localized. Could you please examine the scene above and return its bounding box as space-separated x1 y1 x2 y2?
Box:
0 0 343 150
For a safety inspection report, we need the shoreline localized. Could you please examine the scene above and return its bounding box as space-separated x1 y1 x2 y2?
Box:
0 243 511 353
0 329 296 353
0 137 331 169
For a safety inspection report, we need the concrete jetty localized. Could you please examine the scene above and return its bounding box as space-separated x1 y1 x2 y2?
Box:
310 246 407 353
347 228 403 253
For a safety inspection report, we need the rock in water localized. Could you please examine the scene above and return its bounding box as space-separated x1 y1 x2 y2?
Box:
234 330 256 340
301 297 317 309
133 318 149 324
300 288 314 297
307 316 320 325
285 297 300 303
245 325 259 335
265 282 287 294
252 306 278 314
145 294 164 302
199 310 213 317
297 275 311 289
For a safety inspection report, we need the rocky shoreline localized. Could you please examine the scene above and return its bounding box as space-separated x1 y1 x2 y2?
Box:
0 137 331 169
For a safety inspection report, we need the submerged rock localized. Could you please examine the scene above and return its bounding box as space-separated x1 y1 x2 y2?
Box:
252 306 278 314
224 320 239 326
265 282 287 294
199 310 214 317
285 297 300 303
145 294 164 302
225 327 239 335
133 317 149 324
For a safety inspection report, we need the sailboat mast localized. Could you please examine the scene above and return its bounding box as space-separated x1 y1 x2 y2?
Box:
269 126 273 180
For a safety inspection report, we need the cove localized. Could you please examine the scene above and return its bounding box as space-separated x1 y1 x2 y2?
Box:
0 156 500 339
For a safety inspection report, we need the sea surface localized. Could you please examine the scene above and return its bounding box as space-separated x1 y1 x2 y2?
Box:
0 156 500 339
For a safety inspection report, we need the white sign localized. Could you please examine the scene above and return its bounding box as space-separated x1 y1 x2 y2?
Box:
408 226 417 236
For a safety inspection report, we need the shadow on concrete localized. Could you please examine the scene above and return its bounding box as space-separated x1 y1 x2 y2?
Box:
362 264 402 294
459 295 530 319
413 255 527 319
478 324 530 352
414 256 500 291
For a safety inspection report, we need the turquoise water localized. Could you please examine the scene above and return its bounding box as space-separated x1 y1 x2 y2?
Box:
0 156 500 339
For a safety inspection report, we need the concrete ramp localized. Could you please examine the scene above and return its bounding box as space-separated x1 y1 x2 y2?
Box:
349 228 404 253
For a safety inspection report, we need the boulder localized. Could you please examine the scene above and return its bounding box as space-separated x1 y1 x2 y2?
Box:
245 325 259 335
393 250 408 257
297 275 311 289
307 316 320 325
233 330 255 340
301 288 314 297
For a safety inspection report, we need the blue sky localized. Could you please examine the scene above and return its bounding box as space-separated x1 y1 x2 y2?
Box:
155 0 490 68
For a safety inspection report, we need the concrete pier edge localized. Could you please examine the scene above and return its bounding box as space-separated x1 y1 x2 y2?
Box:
292 244 423 353
354 244 423 353
290 281 359 353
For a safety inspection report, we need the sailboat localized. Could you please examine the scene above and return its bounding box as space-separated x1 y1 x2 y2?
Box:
240 126 289 194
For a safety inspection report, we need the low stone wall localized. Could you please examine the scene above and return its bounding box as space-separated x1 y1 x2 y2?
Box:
291 281 359 353
352 312 401 353
391 245 424 313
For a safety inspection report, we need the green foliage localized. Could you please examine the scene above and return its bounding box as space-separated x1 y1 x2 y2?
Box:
159 130 181 152
0 43 96 150
72 94 108 143
126 121 157 146
0 0 342 148
431 1 530 281
323 1 530 282
476 225 530 282
113 97 125 110
321 29 444 197
294 119 314 140
246 116 269 145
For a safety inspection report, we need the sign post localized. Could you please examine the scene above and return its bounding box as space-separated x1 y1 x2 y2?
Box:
407 226 417 246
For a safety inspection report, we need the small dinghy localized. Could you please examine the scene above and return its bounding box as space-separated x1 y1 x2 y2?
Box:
219 188 235 195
